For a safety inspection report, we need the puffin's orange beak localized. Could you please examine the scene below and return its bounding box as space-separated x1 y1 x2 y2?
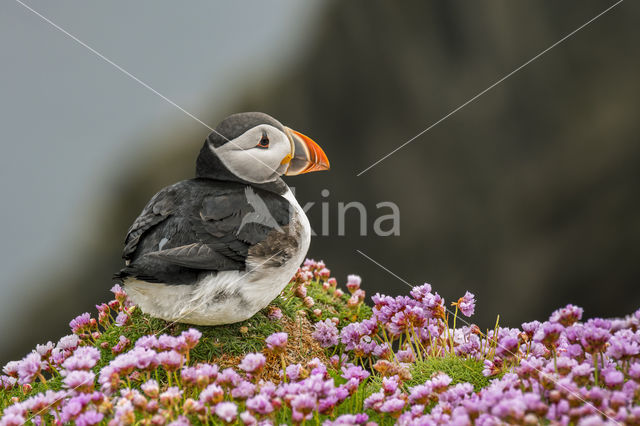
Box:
283 127 330 175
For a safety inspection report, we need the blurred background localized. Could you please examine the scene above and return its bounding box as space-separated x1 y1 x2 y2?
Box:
1 0 639 365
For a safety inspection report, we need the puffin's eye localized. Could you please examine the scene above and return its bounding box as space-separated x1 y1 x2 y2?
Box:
256 133 269 149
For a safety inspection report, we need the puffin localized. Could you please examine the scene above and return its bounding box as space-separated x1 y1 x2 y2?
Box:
114 112 329 325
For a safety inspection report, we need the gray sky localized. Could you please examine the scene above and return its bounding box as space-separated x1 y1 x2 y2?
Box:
0 1 322 329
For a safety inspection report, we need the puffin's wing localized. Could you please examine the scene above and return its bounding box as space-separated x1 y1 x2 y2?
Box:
149 186 291 269
117 181 292 284
122 185 178 261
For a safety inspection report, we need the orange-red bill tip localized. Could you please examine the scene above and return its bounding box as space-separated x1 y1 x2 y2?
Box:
284 127 330 175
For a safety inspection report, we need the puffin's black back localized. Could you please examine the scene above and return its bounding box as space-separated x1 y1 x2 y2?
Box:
115 179 294 285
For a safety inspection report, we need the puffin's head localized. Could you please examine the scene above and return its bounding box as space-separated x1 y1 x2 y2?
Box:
196 112 329 184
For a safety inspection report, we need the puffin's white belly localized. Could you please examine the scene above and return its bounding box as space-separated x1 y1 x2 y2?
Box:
124 188 310 325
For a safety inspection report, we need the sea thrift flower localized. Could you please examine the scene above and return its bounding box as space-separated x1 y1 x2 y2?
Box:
17 353 42 385
347 295 360 308
141 379 160 398
238 353 266 374
200 383 224 405
550 304 583 326
182 328 202 350
265 332 288 352
246 394 274 415
312 319 340 348
285 363 304 381
346 275 362 293
69 313 93 334
580 326 611 353
62 346 100 371
115 311 129 327
397 349 415 363
231 380 256 399
35 342 55 359
303 296 315 308
111 284 128 304
157 351 182 371
75 410 103 426
318 268 331 279
215 401 238 423
379 397 406 415
535 322 564 349
216 368 241 388
62 370 95 391
456 291 476 317
267 306 283 320
409 283 432 301
294 285 307 299
160 386 183 406
57 334 80 351
341 364 370 382
603 369 624 389
111 335 130 354
240 411 257 426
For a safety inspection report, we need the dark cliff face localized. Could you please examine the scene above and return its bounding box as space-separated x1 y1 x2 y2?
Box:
5 1 640 363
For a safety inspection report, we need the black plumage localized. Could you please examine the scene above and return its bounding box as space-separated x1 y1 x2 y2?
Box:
115 179 292 285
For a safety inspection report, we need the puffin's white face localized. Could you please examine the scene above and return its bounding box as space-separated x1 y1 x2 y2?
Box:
213 124 293 183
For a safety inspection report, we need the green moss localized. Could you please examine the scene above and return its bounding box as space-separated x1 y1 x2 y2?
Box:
2 375 63 405
408 355 491 392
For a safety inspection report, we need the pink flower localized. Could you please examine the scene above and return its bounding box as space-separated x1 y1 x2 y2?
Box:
238 353 266 374
62 346 100 371
141 379 160 398
457 292 476 317
312 319 340 348
57 334 80 351
111 335 131 355
200 383 224 405
268 307 283 320
62 370 95 391
115 311 129 327
181 328 202 350
246 394 274 415
17 353 42 385
318 268 331 279
265 332 288 352
158 351 182 371
111 284 128 304
160 386 182 406
215 401 238 423
69 313 92 334
346 275 362 293
75 410 103 426
550 304 583 327
231 380 256 399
